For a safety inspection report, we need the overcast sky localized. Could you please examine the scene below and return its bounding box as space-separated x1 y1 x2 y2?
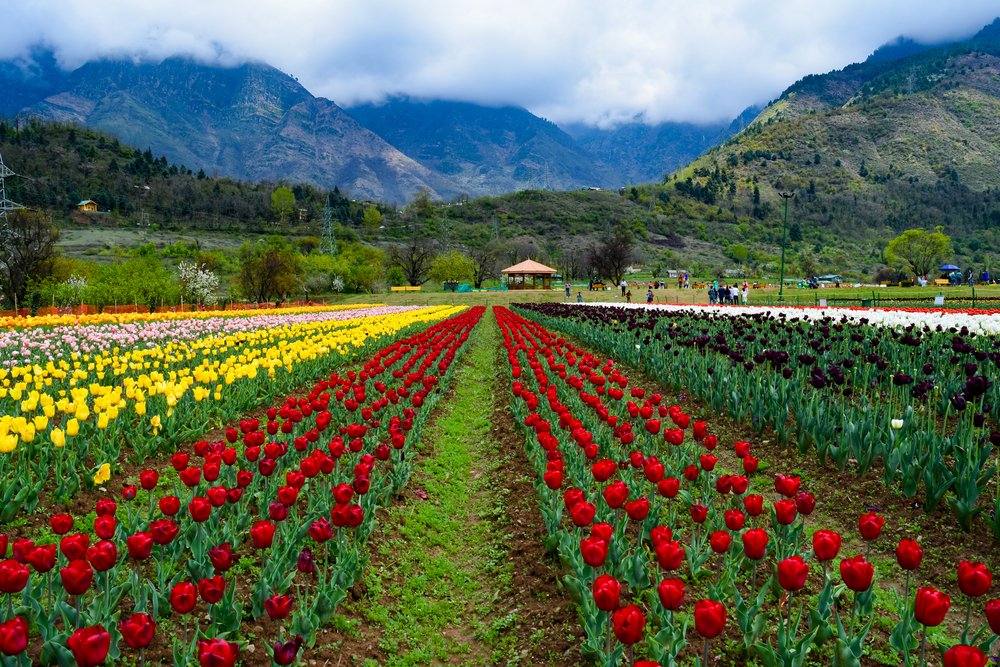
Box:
3 1 998 127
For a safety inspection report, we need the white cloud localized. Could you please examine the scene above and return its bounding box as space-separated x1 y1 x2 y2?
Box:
2 0 998 126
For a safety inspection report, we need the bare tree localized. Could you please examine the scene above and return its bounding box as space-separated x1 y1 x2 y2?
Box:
467 241 503 288
388 237 436 286
589 227 634 285
0 209 60 309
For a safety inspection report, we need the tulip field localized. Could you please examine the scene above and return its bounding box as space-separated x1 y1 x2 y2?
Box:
0 300 997 666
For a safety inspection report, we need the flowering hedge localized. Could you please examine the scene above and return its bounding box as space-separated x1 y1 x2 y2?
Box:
496 306 998 667
0 306 484 665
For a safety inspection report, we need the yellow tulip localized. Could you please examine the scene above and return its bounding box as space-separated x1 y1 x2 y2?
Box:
66 418 80 437
51 428 65 448
97 413 109 430
0 435 16 453
93 463 111 485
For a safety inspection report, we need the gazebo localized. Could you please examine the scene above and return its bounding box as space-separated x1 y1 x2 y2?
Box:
501 259 558 290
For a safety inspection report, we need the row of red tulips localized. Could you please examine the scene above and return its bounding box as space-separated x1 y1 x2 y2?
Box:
0 307 484 665
495 306 998 667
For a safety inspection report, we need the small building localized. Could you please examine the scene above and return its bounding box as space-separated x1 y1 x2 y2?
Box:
77 200 98 212
500 259 558 290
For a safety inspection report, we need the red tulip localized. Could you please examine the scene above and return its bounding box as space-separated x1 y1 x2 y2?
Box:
60 559 93 596
158 495 180 517
543 469 563 490
188 497 212 522
602 480 629 509
250 520 275 549
612 604 646 644
794 492 815 515
308 519 333 543
858 512 884 540
11 539 33 563
171 452 190 471
570 502 596 527
742 455 759 473
170 581 198 614
0 616 28 656
0 559 29 594
773 499 797 525
592 574 621 612
742 494 764 516
895 539 923 571
118 613 155 649
208 543 237 573
580 536 608 568
50 513 74 535
122 485 138 501
942 644 987 667
264 594 293 620
625 497 650 521
198 576 226 604
149 519 179 545
812 530 842 562
723 509 745 531
86 540 118 572
649 526 673 548
699 454 717 471
657 477 680 498
26 544 57 573
67 625 111 667
93 516 116 540
840 556 874 592
591 523 613 544
774 474 801 498
709 531 731 554
60 533 89 560
694 599 727 638
777 556 809 592
197 638 239 667
741 528 768 561
957 561 992 598
95 499 116 517
651 538 683 569
985 598 1000 635
914 586 951 627
179 467 202 487
657 578 685 610
139 469 159 490
688 503 708 524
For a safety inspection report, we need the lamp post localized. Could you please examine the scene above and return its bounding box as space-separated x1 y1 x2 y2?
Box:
777 191 794 301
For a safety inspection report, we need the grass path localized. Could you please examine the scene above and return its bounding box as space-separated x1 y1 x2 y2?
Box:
324 309 581 666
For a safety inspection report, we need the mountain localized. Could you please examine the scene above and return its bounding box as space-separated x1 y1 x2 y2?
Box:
347 97 617 193
623 17 1000 278
16 56 457 203
563 112 756 185
0 48 66 118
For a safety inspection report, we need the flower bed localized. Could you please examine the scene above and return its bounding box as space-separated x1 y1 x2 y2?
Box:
0 306 484 665
0 306 463 520
495 305 998 666
515 302 999 539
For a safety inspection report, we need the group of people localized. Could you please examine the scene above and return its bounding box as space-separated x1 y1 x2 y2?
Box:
708 280 748 305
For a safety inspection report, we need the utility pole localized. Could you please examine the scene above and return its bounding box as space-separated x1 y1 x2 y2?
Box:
777 191 794 302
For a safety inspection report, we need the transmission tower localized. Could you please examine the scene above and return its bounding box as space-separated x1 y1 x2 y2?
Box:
0 152 25 223
321 201 337 255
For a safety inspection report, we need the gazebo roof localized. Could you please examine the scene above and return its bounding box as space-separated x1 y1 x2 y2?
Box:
500 259 557 274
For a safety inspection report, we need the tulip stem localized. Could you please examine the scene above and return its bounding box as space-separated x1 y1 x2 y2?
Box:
702 637 710 666
963 596 972 643
849 591 857 638
919 626 927 667
902 571 910 616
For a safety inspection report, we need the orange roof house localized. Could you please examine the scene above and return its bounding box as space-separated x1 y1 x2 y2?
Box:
500 259 558 290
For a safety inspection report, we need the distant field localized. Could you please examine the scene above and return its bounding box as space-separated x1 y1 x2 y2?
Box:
335 282 1000 309
56 224 312 260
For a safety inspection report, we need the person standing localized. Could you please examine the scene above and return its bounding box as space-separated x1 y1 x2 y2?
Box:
646 289 653 304
621 279 627 296
741 284 748 304
565 281 571 297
